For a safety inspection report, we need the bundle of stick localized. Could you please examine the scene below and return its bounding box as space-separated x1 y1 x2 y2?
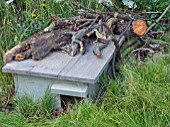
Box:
3 4 123 64
3 1 170 65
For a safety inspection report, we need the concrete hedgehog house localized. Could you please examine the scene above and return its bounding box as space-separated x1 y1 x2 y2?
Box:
2 35 124 108
2 1 125 108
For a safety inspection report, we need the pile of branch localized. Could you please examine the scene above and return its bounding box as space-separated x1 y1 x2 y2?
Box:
3 1 170 65
3 2 123 64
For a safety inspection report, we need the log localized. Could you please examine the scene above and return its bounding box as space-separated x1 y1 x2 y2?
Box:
31 32 55 49
15 49 32 61
93 43 107 57
3 29 46 64
31 29 72 60
53 35 71 50
113 12 131 21
32 34 55 60
133 19 147 36
3 40 31 64
4 28 72 62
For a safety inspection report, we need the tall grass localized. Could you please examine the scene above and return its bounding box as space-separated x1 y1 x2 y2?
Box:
0 50 169 126
12 89 55 118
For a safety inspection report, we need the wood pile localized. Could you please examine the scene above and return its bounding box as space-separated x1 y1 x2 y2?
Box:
3 1 170 65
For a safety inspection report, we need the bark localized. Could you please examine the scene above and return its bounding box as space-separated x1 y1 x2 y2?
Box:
32 34 55 60
15 49 32 61
3 40 31 64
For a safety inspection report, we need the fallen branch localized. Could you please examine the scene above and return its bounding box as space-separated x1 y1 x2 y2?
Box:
3 38 31 64
93 43 107 57
32 38 54 60
132 47 155 54
15 49 32 61
145 4 170 34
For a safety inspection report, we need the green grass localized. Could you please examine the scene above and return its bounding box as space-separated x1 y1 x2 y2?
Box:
0 51 169 126
12 89 55 118
0 0 170 127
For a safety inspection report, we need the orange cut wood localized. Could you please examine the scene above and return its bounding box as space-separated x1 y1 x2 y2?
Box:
133 19 147 36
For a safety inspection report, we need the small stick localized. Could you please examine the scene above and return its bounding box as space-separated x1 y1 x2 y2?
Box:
145 4 170 34
121 9 162 14
146 38 170 46
147 33 155 38
72 2 97 14
44 22 55 32
93 43 107 57
3 40 31 64
96 85 106 101
149 44 160 50
101 1 113 11
101 0 120 12
132 47 154 54
71 2 104 18
77 10 132 20
136 11 162 14
101 23 121 59
149 31 164 35
76 19 94 23
140 18 170 26
78 11 97 19
119 20 132 41
89 15 99 28
77 21 92 30
112 52 117 80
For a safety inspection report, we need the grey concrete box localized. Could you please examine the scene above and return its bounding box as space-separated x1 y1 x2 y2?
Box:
51 81 88 98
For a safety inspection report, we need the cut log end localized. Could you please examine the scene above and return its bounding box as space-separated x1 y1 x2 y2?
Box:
15 49 32 61
133 19 147 36
15 54 25 61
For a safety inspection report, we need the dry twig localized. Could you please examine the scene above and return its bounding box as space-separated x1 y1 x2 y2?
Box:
145 4 170 34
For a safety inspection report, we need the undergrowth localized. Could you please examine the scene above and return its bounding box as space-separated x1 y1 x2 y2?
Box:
0 48 169 126
12 89 55 118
